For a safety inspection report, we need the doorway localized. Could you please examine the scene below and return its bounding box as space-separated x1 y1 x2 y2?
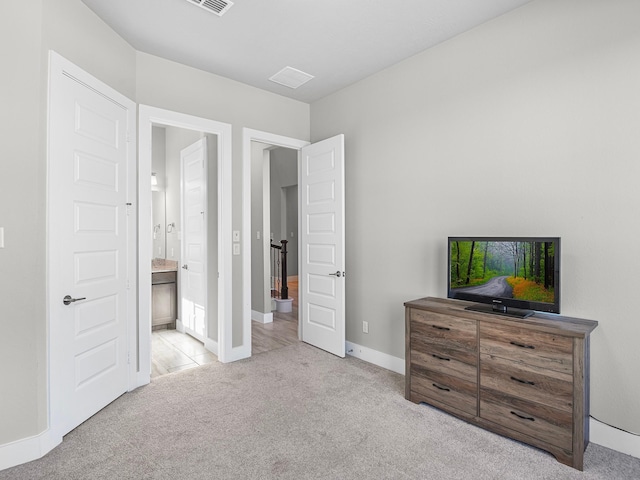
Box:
250 143 300 353
242 129 346 358
242 129 309 356
149 128 217 377
138 106 233 386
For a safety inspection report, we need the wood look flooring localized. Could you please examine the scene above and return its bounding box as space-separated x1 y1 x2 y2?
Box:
252 279 300 355
151 279 300 378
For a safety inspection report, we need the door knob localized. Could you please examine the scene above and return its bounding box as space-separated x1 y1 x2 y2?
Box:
63 295 86 305
328 271 342 277
182 264 188 270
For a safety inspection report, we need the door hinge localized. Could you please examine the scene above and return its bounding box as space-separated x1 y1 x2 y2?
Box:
126 202 132 216
126 132 132 143
126 279 131 290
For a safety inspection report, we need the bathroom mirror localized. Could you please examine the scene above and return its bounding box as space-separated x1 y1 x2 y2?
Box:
152 189 166 259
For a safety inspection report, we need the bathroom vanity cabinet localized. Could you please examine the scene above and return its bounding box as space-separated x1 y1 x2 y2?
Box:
152 270 177 329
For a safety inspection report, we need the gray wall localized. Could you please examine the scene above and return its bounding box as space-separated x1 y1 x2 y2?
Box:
0 0 308 449
250 142 271 314
269 148 298 276
310 0 640 435
0 0 138 446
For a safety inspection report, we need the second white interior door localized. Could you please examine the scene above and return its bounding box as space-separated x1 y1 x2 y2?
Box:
180 138 207 341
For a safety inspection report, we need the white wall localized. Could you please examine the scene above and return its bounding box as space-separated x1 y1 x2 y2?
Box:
311 0 640 435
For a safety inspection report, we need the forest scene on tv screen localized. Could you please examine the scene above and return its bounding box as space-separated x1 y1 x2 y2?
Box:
450 240 557 304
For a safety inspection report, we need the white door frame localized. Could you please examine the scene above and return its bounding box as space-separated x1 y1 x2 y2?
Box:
138 106 233 383
242 128 309 355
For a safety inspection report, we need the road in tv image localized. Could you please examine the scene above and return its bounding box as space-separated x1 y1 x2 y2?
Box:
449 240 556 303
453 276 513 297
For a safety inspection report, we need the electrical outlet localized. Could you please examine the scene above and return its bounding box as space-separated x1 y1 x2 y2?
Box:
362 321 369 334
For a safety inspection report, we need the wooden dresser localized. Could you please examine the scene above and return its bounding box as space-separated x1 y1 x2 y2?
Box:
405 297 598 470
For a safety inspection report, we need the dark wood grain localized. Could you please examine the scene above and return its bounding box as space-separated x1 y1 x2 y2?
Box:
404 297 598 471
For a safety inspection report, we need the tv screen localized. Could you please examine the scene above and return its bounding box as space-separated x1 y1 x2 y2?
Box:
447 237 560 318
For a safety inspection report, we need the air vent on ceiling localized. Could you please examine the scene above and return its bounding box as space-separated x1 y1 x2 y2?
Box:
269 67 314 89
186 0 234 17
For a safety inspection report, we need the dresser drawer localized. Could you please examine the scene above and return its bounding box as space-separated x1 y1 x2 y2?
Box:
481 353 573 412
480 388 572 451
410 309 477 352
411 365 477 417
411 348 476 383
480 323 573 375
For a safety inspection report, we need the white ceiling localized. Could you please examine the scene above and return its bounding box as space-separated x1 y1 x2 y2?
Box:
81 0 533 103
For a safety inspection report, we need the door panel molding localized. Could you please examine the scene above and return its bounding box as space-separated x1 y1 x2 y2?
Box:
47 51 137 440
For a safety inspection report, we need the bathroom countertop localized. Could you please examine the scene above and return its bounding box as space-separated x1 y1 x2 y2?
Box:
152 259 178 273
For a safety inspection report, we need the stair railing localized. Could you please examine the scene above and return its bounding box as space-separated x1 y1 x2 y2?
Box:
270 239 289 299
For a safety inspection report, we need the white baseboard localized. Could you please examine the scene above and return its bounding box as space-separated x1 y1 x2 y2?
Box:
345 341 405 375
204 338 218 356
590 417 640 460
225 344 251 363
0 429 61 472
251 309 273 324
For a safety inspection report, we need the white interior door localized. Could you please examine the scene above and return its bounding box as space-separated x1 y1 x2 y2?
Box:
180 138 207 341
48 52 135 437
300 134 345 357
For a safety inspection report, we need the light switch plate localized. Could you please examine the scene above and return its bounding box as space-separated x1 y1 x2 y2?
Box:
233 230 240 242
0 227 4 248
233 243 240 255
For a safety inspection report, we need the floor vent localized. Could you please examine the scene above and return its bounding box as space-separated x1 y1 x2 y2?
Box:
269 67 314 89
186 0 234 16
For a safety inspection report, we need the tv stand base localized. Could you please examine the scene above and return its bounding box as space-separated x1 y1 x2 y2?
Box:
464 303 534 319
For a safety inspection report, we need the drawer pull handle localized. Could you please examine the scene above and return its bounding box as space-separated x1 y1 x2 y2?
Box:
432 325 451 331
510 341 535 349
510 376 535 386
432 354 450 361
510 411 535 422
432 383 451 392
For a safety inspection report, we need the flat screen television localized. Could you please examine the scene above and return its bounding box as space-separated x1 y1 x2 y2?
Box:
447 237 560 318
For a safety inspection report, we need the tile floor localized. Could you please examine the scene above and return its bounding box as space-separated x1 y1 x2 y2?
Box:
151 329 219 378
151 279 300 379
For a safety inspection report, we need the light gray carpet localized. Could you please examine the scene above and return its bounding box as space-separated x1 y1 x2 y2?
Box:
1 342 639 479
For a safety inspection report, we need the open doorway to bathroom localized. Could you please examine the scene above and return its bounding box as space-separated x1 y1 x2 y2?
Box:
138 106 233 385
150 125 219 378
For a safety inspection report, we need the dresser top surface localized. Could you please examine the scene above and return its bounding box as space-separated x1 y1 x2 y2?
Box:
405 297 598 337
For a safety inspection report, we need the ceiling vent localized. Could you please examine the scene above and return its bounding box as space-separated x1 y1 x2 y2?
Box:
269 67 314 89
186 0 234 17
